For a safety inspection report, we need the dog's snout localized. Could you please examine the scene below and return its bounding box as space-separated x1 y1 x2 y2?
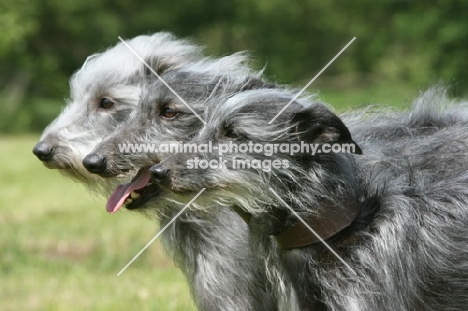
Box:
83 154 107 174
150 164 170 183
33 141 54 162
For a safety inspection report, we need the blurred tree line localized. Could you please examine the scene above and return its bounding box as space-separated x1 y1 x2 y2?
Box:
0 0 467 133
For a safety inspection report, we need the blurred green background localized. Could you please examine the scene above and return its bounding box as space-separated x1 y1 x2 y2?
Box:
1 0 467 133
1 0 468 310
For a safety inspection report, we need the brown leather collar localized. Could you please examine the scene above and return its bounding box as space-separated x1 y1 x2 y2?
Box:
232 200 361 250
274 200 361 249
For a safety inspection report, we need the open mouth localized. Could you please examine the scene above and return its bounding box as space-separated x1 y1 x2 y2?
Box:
106 168 161 213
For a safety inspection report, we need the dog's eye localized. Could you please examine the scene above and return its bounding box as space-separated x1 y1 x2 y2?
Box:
225 129 239 139
99 98 114 109
161 107 178 119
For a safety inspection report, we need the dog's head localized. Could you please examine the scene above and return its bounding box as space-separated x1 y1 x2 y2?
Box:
84 67 274 213
149 88 362 214
32 32 204 192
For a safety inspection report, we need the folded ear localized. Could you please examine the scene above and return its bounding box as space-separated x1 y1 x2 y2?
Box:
291 104 362 154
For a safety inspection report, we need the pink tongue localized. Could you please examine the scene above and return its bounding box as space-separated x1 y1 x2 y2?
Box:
106 170 151 214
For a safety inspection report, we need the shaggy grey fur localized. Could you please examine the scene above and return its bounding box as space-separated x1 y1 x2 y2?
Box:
85 69 278 310
344 85 468 148
33 33 277 311
152 87 468 311
33 32 205 192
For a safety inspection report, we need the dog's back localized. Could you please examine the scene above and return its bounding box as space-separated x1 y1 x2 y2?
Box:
151 86 468 310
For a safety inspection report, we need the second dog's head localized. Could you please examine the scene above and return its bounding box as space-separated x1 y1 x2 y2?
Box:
150 88 362 216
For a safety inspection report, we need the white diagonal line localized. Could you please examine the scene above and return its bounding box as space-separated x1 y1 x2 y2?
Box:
268 188 357 276
117 188 206 276
118 36 206 125
268 37 356 124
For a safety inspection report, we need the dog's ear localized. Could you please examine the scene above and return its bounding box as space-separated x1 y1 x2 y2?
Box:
143 56 173 76
291 104 362 154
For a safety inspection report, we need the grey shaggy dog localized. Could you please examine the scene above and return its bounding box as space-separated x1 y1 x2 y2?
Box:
33 32 204 193
32 33 278 311
150 87 468 311
83 69 278 310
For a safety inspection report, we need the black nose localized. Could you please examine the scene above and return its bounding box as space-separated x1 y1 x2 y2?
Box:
149 164 170 183
33 141 54 161
82 154 107 174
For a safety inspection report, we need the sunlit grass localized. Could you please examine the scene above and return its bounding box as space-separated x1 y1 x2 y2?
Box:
304 75 420 111
0 136 196 311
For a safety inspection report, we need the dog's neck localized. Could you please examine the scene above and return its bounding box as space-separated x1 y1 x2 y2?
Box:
273 198 361 249
234 154 364 250
232 197 361 249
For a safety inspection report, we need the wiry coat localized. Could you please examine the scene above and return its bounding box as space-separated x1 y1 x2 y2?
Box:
34 32 205 192
86 69 278 311
154 87 468 311
33 34 278 311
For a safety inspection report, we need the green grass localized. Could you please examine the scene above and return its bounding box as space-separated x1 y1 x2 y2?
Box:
0 136 196 311
317 83 417 111
287 75 421 111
